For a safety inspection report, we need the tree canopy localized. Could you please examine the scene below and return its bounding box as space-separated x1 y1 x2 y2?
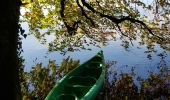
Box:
20 0 170 53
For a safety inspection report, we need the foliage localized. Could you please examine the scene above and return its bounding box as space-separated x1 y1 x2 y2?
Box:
20 57 79 100
20 0 170 54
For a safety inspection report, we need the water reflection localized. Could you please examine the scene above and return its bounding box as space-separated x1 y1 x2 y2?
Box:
21 23 170 78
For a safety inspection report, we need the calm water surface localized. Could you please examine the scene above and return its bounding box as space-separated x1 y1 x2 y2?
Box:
21 23 170 78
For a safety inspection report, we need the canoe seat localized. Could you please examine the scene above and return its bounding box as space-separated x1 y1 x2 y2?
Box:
56 94 78 100
64 76 97 98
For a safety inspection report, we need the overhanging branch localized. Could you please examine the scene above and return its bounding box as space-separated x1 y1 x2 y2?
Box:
80 0 164 41
60 0 81 34
76 0 95 26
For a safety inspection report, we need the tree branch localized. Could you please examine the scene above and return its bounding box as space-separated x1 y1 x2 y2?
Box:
76 0 95 26
80 0 164 41
60 0 81 35
60 0 74 31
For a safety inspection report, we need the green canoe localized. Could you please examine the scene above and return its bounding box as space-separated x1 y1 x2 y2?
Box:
45 51 105 100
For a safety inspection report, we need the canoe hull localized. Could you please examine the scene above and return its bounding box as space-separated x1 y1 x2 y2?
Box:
45 51 105 100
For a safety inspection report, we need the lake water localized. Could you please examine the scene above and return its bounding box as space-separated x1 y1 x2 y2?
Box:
21 23 170 78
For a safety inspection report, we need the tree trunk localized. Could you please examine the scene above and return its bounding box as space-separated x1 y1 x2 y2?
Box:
0 0 21 99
